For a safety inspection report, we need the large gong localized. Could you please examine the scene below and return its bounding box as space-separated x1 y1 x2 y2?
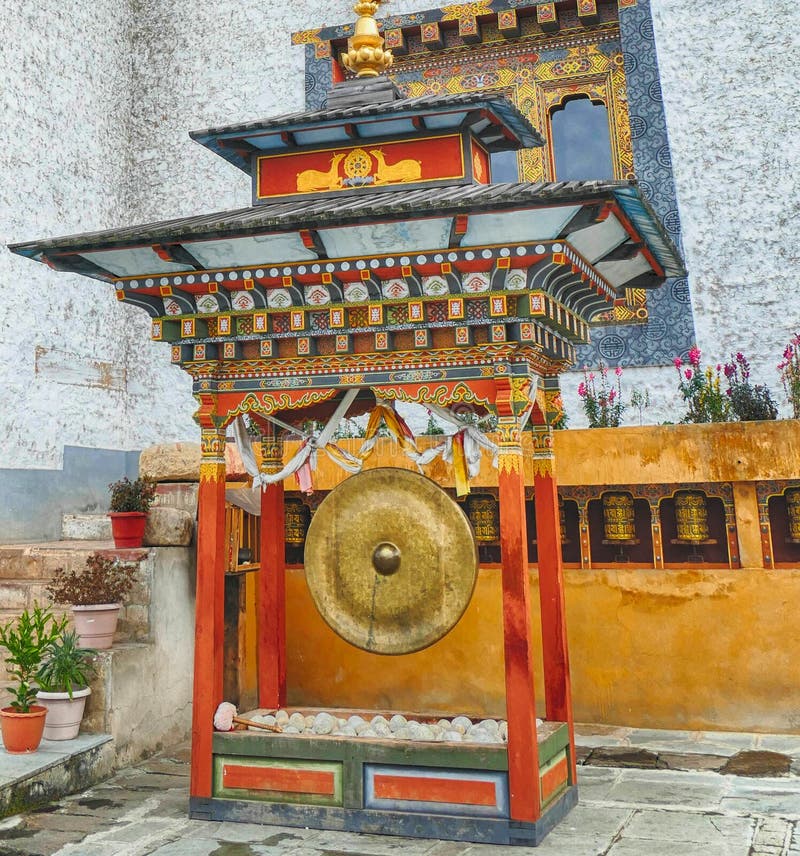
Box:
304 468 479 655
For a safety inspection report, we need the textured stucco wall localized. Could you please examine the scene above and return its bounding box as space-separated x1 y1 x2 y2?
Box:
3 0 798 471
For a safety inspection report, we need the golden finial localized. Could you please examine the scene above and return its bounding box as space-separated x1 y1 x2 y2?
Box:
342 0 393 78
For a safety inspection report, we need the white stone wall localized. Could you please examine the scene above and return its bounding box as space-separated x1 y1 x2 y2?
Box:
3 0 798 470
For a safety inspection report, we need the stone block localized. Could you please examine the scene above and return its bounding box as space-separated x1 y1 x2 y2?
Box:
153 483 199 517
585 747 661 769
139 443 201 482
62 513 112 541
721 750 792 777
143 507 193 547
0 582 30 611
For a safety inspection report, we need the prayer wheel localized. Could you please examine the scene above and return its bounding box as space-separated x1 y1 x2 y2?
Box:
466 494 500 542
602 492 635 541
284 497 310 545
786 488 800 541
674 490 709 542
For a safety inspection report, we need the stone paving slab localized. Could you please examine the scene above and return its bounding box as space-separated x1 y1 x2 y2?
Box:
0 735 112 787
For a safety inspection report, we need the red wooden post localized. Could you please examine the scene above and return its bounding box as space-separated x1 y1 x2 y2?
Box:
532 423 576 783
496 409 541 823
258 430 286 708
190 428 227 799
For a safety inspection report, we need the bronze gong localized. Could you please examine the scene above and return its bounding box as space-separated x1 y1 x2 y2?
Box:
304 468 478 655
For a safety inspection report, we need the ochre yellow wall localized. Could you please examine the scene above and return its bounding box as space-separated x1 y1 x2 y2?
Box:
269 422 800 733
286 565 800 733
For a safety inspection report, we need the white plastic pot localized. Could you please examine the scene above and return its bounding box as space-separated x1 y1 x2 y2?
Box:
72 603 121 649
36 687 91 741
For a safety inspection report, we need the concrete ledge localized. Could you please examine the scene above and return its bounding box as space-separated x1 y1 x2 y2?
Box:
0 734 114 818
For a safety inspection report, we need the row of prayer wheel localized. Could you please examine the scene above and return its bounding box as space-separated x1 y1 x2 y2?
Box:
284 488 800 547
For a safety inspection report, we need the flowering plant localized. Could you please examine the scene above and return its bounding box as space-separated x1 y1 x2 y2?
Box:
723 352 777 421
778 334 800 418
674 346 731 423
577 363 625 428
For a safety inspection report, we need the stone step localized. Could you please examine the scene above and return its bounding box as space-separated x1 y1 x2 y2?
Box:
0 733 114 818
61 514 112 541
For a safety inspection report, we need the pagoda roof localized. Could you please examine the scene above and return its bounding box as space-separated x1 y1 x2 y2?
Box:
189 91 545 175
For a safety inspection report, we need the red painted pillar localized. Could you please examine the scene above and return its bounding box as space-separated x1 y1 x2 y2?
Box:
532 423 576 782
497 413 541 823
258 431 286 709
190 428 227 799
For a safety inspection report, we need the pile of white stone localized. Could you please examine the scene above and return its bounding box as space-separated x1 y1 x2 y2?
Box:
247 711 542 743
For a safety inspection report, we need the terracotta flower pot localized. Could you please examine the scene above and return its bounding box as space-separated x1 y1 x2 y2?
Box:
72 603 121 649
109 511 147 548
1 705 47 753
36 688 91 741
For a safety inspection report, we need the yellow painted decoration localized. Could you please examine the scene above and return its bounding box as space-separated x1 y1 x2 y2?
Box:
296 153 346 193
369 149 422 184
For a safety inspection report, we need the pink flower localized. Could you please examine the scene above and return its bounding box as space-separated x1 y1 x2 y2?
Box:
589 373 595 381
684 368 693 380
577 382 587 397
615 366 623 377
688 346 702 367
608 389 617 401
673 357 683 368
784 346 794 360
723 363 735 378
716 364 722 372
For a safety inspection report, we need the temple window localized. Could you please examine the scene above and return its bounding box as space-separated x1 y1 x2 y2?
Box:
550 96 615 182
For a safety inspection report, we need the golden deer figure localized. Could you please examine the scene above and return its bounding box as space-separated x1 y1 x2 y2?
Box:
296 153 346 193
369 149 422 185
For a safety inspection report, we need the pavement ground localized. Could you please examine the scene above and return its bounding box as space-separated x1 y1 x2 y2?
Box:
1 741 800 856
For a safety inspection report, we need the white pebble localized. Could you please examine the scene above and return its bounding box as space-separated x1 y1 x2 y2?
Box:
337 718 348 728
499 721 508 740
479 719 500 734
442 730 463 742
305 715 316 728
372 721 392 737
393 726 412 739
389 714 407 732
354 721 372 735
360 728 378 738
275 710 290 726
437 719 451 730
370 715 389 728
312 712 336 735
288 713 306 731
416 725 435 741
347 715 366 729
283 725 300 734
451 716 472 734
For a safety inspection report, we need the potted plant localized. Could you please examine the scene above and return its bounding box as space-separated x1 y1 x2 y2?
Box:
0 605 68 753
46 553 137 649
108 476 157 548
36 630 97 741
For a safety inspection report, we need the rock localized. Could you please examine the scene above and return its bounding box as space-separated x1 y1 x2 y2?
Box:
143 506 194 546
360 728 377 738
283 725 300 734
721 751 792 777
262 714 277 727
416 725 435 741
312 712 336 735
347 715 366 729
304 715 316 728
139 443 201 482
479 719 500 734
275 710 290 726
370 715 389 728
337 726 357 737
152 483 199 516
451 716 472 734
389 714 407 732
499 721 508 740
393 727 412 740
288 713 306 731
437 719 451 730
372 721 391 737
442 731 463 742
354 721 372 735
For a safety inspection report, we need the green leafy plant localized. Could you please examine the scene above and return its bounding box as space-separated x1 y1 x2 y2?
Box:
0 606 68 712
630 388 651 426
723 352 778 421
108 477 157 513
577 363 626 427
778 334 800 418
46 553 137 606
674 347 731 423
37 630 97 698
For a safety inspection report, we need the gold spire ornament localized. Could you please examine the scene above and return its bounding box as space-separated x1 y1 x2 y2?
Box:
342 0 394 78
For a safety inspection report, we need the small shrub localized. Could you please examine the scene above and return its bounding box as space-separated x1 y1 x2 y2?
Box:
674 347 731 423
578 363 625 428
723 352 778 421
778 333 800 418
37 630 97 697
108 477 157 513
46 553 137 606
